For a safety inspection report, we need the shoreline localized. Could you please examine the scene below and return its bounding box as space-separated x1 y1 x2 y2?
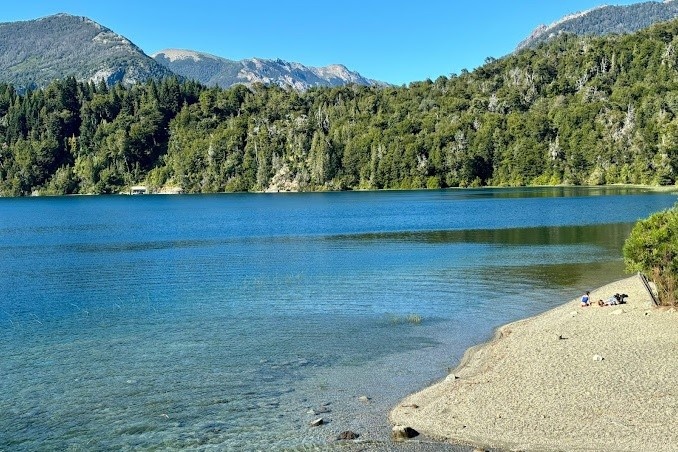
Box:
9 183 678 198
390 275 678 451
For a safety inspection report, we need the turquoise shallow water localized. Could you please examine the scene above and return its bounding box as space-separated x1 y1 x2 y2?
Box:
0 188 676 450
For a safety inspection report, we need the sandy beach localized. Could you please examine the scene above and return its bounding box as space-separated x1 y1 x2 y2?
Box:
390 275 678 451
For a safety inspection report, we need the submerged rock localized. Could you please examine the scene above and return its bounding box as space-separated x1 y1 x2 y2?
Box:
310 418 324 427
309 405 331 415
337 431 359 440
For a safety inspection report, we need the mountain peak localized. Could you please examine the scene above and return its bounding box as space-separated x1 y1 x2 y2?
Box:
0 14 173 90
154 50 382 90
38 13 102 29
152 49 221 63
517 1 678 51
0 14 383 92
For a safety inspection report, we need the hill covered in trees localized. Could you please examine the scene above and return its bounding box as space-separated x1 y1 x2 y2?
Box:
0 14 174 91
517 0 678 50
2 18 678 196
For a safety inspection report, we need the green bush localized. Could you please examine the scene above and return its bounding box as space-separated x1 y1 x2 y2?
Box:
623 204 678 306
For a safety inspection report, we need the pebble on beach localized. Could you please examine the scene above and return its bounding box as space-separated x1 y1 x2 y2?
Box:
392 425 420 441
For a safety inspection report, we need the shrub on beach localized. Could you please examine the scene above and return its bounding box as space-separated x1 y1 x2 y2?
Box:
623 204 678 306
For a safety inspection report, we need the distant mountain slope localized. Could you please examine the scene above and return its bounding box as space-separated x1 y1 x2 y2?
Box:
517 0 678 50
0 13 174 90
153 49 382 90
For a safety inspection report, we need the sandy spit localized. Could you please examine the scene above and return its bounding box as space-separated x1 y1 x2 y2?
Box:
390 275 678 452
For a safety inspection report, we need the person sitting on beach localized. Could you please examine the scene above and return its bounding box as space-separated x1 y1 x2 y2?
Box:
615 293 628 304
581 291 590 307
597 293 629 306
604 295 619 306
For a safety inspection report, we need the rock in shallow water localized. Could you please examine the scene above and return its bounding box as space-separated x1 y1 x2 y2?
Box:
308 405 331 415
337 431 359 440
310 418 324 427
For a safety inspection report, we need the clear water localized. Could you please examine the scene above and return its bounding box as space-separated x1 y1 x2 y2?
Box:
1 187 675 450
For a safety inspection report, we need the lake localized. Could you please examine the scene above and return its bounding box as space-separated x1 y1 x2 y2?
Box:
0 187 675 450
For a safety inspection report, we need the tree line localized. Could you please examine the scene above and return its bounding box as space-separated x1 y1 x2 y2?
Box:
2 19 678 196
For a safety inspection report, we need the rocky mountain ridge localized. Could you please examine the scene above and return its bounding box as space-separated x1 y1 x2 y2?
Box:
517 0 678 50
152 49 382 90
0 13 380 91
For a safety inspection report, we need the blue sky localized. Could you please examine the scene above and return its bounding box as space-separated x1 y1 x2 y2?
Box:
3 0 644 85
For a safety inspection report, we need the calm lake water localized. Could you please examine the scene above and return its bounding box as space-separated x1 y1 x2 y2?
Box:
1 187 676 450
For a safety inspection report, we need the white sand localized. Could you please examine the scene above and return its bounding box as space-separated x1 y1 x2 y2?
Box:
390 275 678 451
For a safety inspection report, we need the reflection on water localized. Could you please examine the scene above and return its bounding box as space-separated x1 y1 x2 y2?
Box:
0 188 676 450
332 222 634 250
454 185 667 198
473 260 626 292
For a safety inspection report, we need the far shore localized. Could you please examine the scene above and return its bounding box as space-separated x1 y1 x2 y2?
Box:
390 275 678 451
12 182 678 198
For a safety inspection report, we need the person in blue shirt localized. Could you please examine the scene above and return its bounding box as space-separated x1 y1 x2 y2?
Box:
581 291 590 307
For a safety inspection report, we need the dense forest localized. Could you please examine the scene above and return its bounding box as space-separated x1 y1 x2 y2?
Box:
3 20 678 196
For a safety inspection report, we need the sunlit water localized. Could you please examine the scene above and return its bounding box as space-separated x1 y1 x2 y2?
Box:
1 188 675 450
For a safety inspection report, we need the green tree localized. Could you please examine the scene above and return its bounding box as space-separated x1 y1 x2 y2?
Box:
623 205 678 306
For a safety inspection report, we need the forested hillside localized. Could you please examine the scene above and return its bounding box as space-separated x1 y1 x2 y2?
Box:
517 0 678 50
2 19 678 196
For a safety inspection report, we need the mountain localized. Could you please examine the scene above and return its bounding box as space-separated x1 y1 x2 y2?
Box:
152 49 382 90
0 13 174 90
0 13 382 92
517 0 678 50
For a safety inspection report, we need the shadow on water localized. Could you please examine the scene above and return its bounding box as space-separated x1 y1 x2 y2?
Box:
4 223 636 256
451 185 666 198
330 222 635 251
473 260 627 291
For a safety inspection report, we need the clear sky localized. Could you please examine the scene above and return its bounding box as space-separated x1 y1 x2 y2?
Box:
2 0 645 85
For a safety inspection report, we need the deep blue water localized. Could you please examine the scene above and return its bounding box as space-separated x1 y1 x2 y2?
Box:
0 187 676 450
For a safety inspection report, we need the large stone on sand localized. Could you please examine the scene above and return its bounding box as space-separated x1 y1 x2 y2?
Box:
392 425 419 441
